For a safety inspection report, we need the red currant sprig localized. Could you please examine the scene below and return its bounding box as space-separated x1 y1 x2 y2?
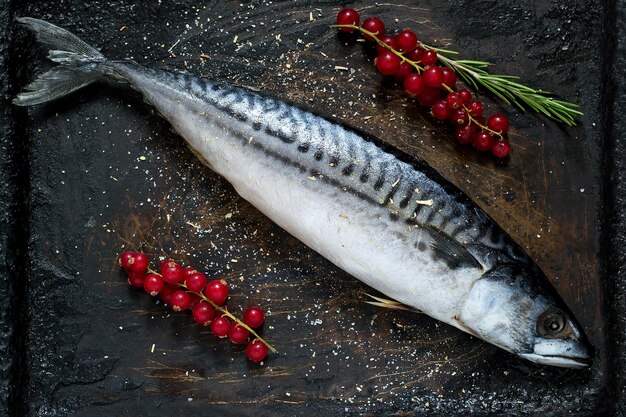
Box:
118 251 275 363
334 9 511 159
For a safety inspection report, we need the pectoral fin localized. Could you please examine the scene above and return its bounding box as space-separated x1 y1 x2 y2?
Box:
424 226 482 270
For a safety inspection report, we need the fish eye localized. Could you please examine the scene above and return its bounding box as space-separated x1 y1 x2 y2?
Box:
537 311 566 337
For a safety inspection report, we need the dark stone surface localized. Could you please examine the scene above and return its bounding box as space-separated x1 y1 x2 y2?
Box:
606 0 626 415
1 1 29 416
1 0 624 415
0 1 12 415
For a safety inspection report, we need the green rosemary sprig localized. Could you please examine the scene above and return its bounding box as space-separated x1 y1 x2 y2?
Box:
333 24 583 126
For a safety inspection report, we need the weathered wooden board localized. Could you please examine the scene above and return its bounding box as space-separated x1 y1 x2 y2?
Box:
2 0 622 415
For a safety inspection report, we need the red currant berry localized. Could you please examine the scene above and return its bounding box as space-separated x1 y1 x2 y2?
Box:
441 67 457 89
192 301 215 326
487 113 509 133
375 51 401 75
210 316 231 337
450 108 469 125
143 274 164 296
127 270 145 288
445 92 463 110
455 124 477 144
361 17 385 41
185 271 207 292
159 284 176 304
406 46 423 62
228 323 250 344
376 34 398 54
492 140 511 158
246 340 269 363
182 266 198 278
205 279 229 305
170 290 191 311
119 251 134 269
336 8 360 32
395 29 418 52
243 306 265 328
423 66 444 88
161 260 183 284
468 100 484 117
458 88 472 104
474 131 495 151
404 73 425 96
417 86 441 106
128 252 149 273
418 49 438 66
392 61 414 81
188 293 202 310
431 100 451 120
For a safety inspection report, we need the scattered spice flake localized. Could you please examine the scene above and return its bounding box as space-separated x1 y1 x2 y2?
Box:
233 35 239 44
167 39 180 57
186 221 201 230
416 199 434 206
334 65 349 71
151 343 155 353
167 39 181 53
119 25 127 32
200 53 210 59
309 11 314 21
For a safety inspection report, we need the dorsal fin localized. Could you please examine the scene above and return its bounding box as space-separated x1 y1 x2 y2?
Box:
424 226 483 270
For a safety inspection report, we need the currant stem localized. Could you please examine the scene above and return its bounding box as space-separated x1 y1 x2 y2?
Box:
147 268 277 353
190 288 277 353
465 108 503 138
332 24 424 71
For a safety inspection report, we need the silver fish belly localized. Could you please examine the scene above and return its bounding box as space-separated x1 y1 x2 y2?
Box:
121 64 488 323
14 17 591 368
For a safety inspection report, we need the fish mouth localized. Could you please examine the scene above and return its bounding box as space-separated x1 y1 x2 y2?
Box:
519 338 592 369
519 352 591 369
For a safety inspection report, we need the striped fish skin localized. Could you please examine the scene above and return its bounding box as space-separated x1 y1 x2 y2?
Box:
15 18 591 368
111 62 490 317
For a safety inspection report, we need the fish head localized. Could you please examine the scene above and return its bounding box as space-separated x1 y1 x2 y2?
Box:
459 263 591 368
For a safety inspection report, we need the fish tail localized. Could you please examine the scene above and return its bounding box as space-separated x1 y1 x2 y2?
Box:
14 17 107 106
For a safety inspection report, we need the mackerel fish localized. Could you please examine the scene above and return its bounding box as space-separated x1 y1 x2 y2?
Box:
14 18 591 368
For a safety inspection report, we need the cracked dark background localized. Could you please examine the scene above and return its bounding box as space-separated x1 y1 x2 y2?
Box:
0 0 625 416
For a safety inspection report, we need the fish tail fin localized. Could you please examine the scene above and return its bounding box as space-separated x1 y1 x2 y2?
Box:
14 17 107 106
